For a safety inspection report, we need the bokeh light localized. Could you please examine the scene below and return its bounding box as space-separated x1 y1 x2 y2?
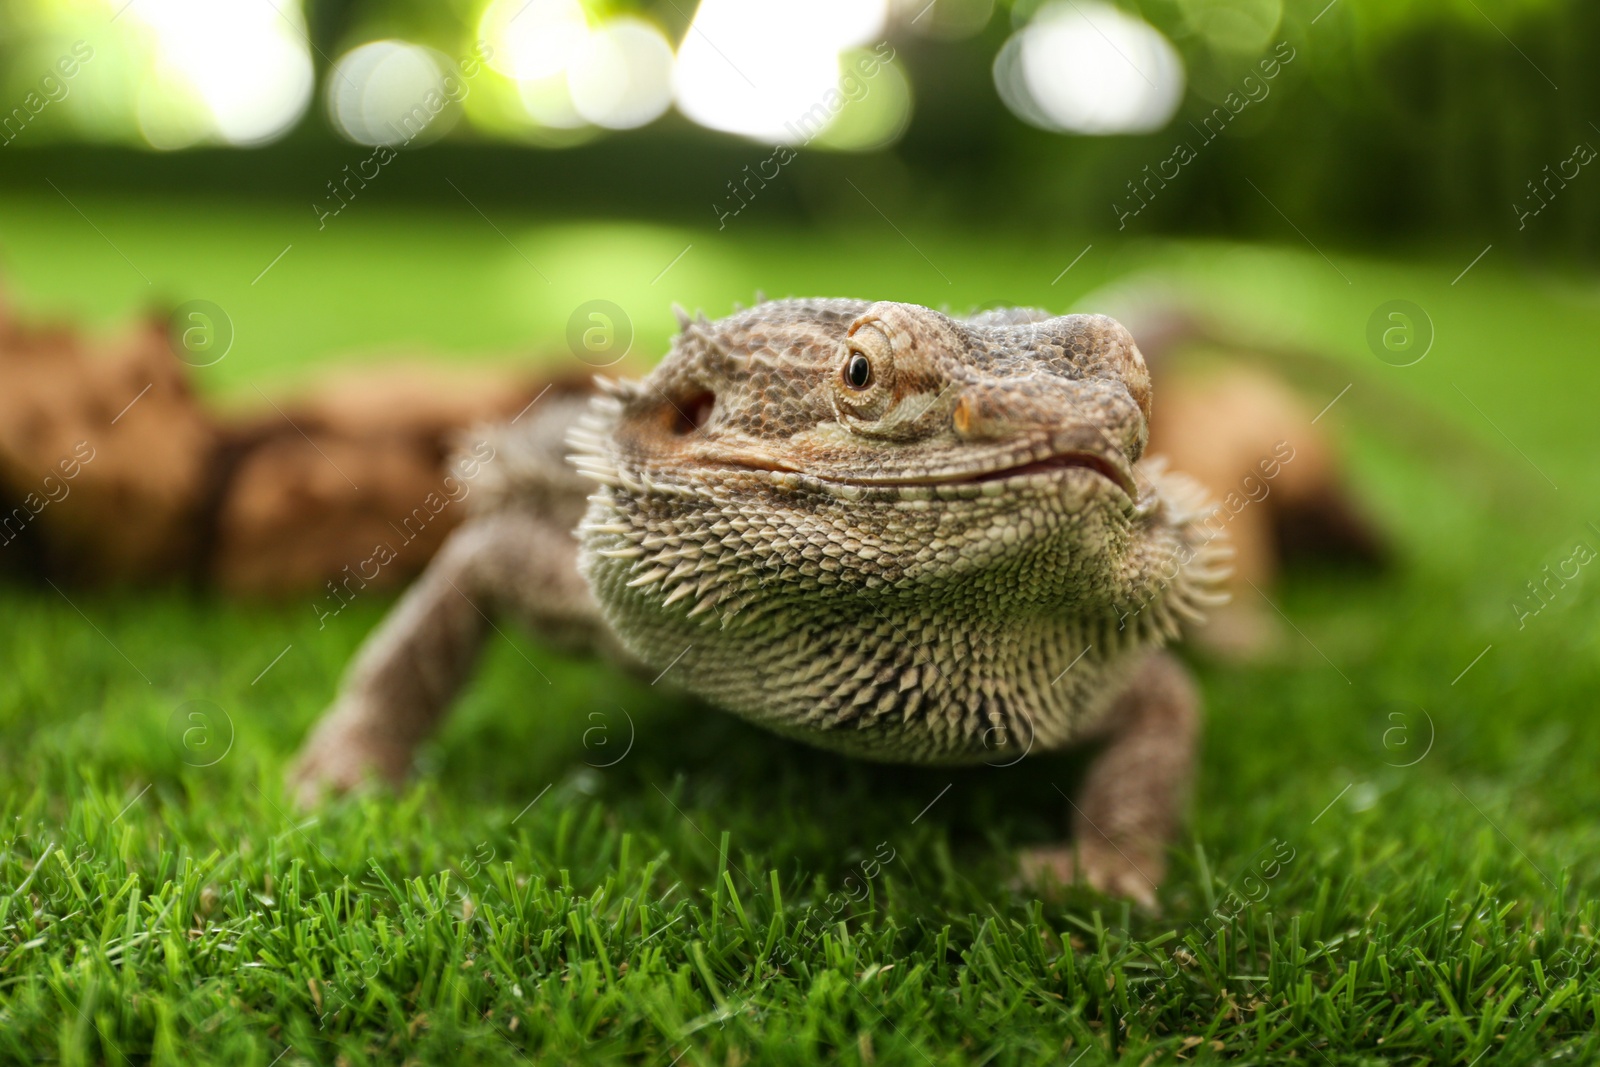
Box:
673 0 892 145
994 0 1184 136
326 41 458 148
477 0 592 81
567 18 675 130
473 0 680 140
517 71 587 130
810 47 913 152
1177 0 1284 56
135 66 214 151
892 0 995 40
120 0 313 147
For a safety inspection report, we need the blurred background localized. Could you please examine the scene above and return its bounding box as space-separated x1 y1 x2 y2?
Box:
0 0 1589 395
2 0 1595 249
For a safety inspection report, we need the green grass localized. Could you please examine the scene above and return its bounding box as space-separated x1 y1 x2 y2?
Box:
3 197 1600 1064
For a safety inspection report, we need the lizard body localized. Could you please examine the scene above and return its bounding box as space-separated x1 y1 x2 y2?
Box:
291 298 1231 905
571 299 1225 761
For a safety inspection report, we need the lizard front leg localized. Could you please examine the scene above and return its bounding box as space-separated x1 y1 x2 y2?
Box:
288 507 612 805
1018 650 1200 909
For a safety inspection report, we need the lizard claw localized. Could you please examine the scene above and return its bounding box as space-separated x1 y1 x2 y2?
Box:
1015 842 1162 911
286 701 410 809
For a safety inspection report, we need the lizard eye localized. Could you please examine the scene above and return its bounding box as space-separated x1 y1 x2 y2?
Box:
671 390 715 434
840 321 892 392
836 320 895 422
844 353 872 390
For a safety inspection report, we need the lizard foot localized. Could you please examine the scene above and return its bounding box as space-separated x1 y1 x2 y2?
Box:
1016 841 1163 911
287 701 412 808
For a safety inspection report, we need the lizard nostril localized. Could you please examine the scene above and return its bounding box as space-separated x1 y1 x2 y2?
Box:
952 396 974 438
671 391 716 435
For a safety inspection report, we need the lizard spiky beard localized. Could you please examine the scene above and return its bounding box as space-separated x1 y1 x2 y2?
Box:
571 299 1229 763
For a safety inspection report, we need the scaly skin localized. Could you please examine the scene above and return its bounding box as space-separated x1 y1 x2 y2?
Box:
290 298 1230 907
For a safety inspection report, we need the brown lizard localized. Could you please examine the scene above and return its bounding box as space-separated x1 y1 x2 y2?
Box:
289 298 1231 906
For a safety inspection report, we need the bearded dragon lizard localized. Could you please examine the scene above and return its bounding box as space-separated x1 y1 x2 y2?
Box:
290 299 1231 906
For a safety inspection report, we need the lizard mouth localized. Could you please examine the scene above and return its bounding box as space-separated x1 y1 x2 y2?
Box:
687 441 1137 499
966 451 1138 497
838 449 1138 499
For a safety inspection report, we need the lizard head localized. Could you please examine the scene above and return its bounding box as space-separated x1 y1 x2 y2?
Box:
570 298 1225 761
582 298 1150 501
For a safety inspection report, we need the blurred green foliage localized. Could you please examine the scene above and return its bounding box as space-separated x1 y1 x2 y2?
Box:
0 0 1595 256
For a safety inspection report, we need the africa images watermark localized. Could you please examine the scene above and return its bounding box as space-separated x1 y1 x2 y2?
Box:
311 440 496 629
1514 140 1596 230
1114 441 1297 633
714 42 897 229
1142 837 1297 985
1 40 95 147
1510 524 1596 630
774 841 898 965
313 43 493 230
1114 40 1298 229
0 441 97 547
